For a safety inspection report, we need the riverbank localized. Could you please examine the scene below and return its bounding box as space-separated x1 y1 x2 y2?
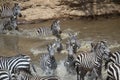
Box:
19 0 120 21
1 0 120 23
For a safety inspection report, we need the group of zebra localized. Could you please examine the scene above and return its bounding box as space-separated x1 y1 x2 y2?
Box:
0 3 22 32
64 35 120 80
37 29 120 80
0 2 62 40
0 2 120 80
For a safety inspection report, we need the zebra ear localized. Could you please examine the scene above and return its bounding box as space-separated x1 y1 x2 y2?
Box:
56 20 60 24
91 43 95 48
100 40 107 44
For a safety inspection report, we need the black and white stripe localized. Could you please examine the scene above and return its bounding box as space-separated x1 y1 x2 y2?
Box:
16 70 61 80
37 20 62 39
40 44 57 76
0 69 16 80
107 62 120 80
105 51 120 69
0 54 31 75
74 41 110 80
109 51 120 64
0 3 22 18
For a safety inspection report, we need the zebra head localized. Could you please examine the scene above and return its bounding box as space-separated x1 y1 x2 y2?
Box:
47 44 55 57
66 40 74 56
53 39 63 53
68 33 81 54
51 20 62 40
12 3 22 18
93 41 110 61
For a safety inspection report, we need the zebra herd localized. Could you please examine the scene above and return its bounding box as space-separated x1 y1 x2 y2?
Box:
0 2 120 80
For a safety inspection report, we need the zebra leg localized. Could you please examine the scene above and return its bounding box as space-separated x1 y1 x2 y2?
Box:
76 66 80 80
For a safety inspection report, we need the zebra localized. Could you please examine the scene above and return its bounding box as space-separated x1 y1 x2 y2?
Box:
0 3 22 18
2 16 18 31
106 61 120 80
74 41 110 80
0 3 22 31
0 54 32 75
68 33 81 54
0 69 16 80
16 70 61 80
40 43 57 76
105 51 120 69
64 40 77 74
37 20 62 40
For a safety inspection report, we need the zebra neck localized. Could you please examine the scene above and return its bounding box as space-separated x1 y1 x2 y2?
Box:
94 50 103 63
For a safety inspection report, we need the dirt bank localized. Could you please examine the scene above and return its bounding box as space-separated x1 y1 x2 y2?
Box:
1 0 120 21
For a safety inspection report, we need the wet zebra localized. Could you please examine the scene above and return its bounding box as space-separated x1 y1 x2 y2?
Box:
16 70 61 80
106 62 120 80
0 54 31 75
0 3 22 18
68 33 80 54
64 40 77 74
74 41 110 80
37 20 62 39
105 51 120 69
1 16 18 31
0 3 22 31
0 69 16 80
40 44 57 76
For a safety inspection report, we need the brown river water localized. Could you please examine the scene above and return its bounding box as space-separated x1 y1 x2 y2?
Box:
0 17 120 80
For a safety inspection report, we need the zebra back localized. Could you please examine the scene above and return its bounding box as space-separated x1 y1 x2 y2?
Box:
0 3 22 18
36 27 52 37
0 54 31 74
0 3 13 18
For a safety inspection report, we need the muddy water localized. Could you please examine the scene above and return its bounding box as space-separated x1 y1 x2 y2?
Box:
0 17 120 80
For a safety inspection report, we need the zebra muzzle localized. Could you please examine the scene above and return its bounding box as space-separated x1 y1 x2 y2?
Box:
19 13 22 17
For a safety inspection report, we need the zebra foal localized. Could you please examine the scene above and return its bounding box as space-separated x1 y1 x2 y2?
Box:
40 43 57 76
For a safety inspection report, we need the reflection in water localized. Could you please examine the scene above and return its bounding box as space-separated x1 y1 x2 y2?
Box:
0 17 120 80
